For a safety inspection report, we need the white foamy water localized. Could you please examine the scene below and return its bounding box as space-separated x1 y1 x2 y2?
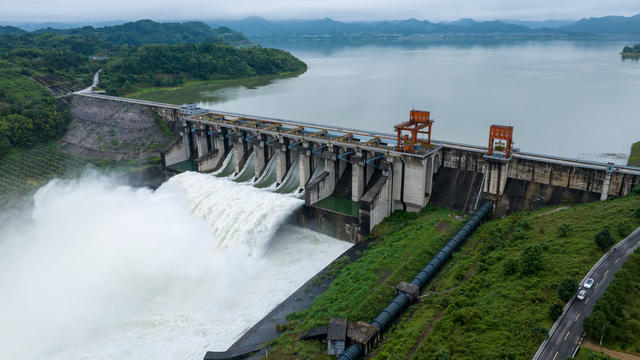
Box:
0 172 351 359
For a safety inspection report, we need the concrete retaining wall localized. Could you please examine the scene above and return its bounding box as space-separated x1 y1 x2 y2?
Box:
360 175 392 235
195 150 221 173
163 133 190 167
294 206 361 243
306 172 334 205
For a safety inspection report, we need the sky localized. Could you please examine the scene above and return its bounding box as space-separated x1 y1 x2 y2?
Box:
0 0 638 23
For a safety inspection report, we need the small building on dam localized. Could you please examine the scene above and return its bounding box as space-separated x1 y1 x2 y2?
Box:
76 94 640 243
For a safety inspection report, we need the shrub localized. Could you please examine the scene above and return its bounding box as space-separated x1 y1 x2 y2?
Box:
503 258 519 275
594 229 615 251
520 244 544 275
517 220 532 230
616 220 634 238
548 302 564 320
635 207 640 219
632 184 640 195
557 278 579 302
512 229 528 242
557 223 574 238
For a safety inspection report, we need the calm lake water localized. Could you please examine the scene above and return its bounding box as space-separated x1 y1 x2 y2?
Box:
135 41 640 164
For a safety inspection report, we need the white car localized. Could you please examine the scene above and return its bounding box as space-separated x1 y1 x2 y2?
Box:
577 289 587 301
584 278 595 289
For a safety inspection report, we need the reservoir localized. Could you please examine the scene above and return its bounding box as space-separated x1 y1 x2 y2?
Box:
135 40 640 164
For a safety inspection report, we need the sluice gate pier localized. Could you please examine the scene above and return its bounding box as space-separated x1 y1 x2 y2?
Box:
76 93 640 242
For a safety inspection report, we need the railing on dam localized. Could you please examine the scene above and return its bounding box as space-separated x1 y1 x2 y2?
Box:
75 93 640 176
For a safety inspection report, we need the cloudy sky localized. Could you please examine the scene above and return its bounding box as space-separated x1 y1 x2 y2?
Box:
1 0 638 23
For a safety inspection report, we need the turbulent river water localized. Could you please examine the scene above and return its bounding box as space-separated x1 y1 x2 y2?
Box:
0 171 351 359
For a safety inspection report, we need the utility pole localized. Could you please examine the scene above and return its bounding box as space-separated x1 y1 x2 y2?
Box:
600 325 605 346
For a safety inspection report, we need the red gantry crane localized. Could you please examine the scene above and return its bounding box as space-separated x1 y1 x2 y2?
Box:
394 110 433 153
487 124 514 159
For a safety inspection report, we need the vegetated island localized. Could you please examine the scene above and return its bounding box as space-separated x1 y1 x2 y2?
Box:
629 141 640 167
621 44 640 59
0 20 306 201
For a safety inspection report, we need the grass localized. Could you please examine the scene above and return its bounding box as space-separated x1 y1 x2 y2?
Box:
628 141 640 167
267 207 467 359
125 70 306 104
269 195 640 359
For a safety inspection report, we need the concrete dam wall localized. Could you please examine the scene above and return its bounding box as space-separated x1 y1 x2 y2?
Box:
436 147 640 217
73 94 640 241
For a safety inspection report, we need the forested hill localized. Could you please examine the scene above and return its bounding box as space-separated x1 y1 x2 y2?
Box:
207 17 533 39
34 19 252 47
0 26 26 35
0 20 306 159
562 14 640 34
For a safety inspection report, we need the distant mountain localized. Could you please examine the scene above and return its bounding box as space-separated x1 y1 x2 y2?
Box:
3 21 126 32
207 17 532 39
35 19 252 47
501 19 576 29
0 25 26 36
560 14 640 34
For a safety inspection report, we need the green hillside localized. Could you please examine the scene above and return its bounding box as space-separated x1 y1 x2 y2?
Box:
35 19 252 47
0 20 306 160
271 195 640 359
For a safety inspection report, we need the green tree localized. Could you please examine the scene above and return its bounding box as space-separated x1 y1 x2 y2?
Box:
548 302 564 320
594 229 615 251
0 134 11 157
520 244 544 275
0 114 35 147
557 278 579 302
503 258 519 275
583 310 608 339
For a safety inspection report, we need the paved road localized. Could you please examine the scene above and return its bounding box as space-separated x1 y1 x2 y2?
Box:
74 69 101 94
537 228 640 360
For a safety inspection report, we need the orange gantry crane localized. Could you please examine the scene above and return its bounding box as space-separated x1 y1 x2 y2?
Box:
487 124 514 158
394 110 433 153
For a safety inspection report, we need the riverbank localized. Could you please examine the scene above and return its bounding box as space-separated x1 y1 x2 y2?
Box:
125 70 306 104
207 237 374 359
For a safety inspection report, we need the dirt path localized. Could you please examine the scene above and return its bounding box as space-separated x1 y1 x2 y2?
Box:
527 206 570 219
582 341 640 360
407 309 447 358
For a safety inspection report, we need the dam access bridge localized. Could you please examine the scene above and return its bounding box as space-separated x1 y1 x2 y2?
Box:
76 93 640 242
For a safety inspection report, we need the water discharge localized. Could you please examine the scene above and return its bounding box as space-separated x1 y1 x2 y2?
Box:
0 171 351 359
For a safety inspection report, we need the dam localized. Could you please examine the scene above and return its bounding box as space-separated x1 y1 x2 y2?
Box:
75 93 640 242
